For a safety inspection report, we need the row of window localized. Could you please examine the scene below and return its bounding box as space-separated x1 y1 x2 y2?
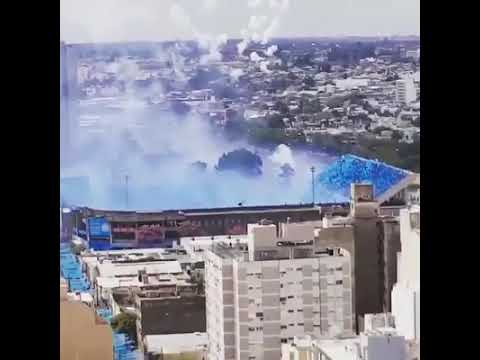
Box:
190 218 250 226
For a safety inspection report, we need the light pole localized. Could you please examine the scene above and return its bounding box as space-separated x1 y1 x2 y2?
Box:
310 166 316 205
125 174 129 210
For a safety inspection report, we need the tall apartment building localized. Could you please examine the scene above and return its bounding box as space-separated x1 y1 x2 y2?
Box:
396 78 417 104
391 206 420 341
205 221 353 360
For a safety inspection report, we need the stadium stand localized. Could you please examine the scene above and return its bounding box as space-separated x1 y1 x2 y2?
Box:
316 155 410 201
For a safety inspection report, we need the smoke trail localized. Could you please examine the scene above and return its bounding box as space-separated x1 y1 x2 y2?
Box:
250 51 263 62
248 0 263 8
230 68 244 81
265 44 278 57
203 0 217 11
270 144 295 169
259 61 271 74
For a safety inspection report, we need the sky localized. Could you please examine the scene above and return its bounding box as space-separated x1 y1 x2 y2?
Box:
60 0 420 44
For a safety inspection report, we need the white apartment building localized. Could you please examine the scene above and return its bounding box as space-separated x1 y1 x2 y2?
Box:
282 330 407 360
391 206 420 341
205 222 353 360
396 79 417 104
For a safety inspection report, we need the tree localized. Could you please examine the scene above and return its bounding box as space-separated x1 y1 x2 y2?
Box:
216 148 263 177
273 101 289 115
279 163 295 178
190 161 207 173
111 312 137 345
267 114 286 129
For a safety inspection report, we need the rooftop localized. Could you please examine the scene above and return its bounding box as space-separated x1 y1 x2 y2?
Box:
144 332 208 354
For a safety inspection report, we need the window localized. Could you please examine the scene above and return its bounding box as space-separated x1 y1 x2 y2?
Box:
288 295 294 299
281 338 288 343
298 323 304 326
336 266 343 271
288 310 294 313
297 309 303 312
296 267 303 271
289 323 295 327
281 325 287 329
256 312 263 317
248 327 255 331
336 280 343 285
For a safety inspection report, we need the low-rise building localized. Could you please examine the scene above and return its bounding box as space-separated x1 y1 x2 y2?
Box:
282 329 408 360
60 279 113 360
143 332 208 360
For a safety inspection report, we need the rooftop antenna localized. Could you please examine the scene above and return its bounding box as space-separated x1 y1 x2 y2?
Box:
310 166 316 206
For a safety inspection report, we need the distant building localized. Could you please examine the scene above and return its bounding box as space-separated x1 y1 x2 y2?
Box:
405 49 420 61
396 79 417 104
205 221 354 360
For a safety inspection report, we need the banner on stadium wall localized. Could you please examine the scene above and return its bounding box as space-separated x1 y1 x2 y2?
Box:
110 223 137 247
137 223 165 245
87 217 111 239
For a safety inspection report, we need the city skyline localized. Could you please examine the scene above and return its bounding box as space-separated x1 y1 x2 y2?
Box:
61 0 420 44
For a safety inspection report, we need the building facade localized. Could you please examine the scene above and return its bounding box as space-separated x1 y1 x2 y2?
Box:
205 222 353 360
395 79 417 104
391 206 420 341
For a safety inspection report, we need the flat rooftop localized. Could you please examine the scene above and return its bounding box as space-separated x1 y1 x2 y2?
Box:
144 332 208 354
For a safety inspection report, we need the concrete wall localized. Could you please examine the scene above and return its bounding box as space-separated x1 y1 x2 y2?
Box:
381 220 401 312
353 218 383 322
60 301 113 360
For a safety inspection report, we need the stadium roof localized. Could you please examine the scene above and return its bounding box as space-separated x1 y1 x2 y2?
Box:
316 155 416 202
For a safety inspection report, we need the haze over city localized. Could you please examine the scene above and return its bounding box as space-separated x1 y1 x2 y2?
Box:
61 0 420 44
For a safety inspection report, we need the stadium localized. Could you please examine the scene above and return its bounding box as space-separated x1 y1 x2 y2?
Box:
61 155 419 251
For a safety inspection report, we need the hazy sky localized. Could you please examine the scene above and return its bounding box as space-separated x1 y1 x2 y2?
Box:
61 0 419 44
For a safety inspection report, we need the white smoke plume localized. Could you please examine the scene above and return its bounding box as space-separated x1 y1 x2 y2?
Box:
169 3 193 32
269 0 290 11
199 33 228 64
169 3 226 65
203 0 217 11
250 51 263 62
270 144 295 169
262 17 280 44
265 44 278 57
248 0 263 8
248 15 268 31
259 61 271 74
230 68 244 81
